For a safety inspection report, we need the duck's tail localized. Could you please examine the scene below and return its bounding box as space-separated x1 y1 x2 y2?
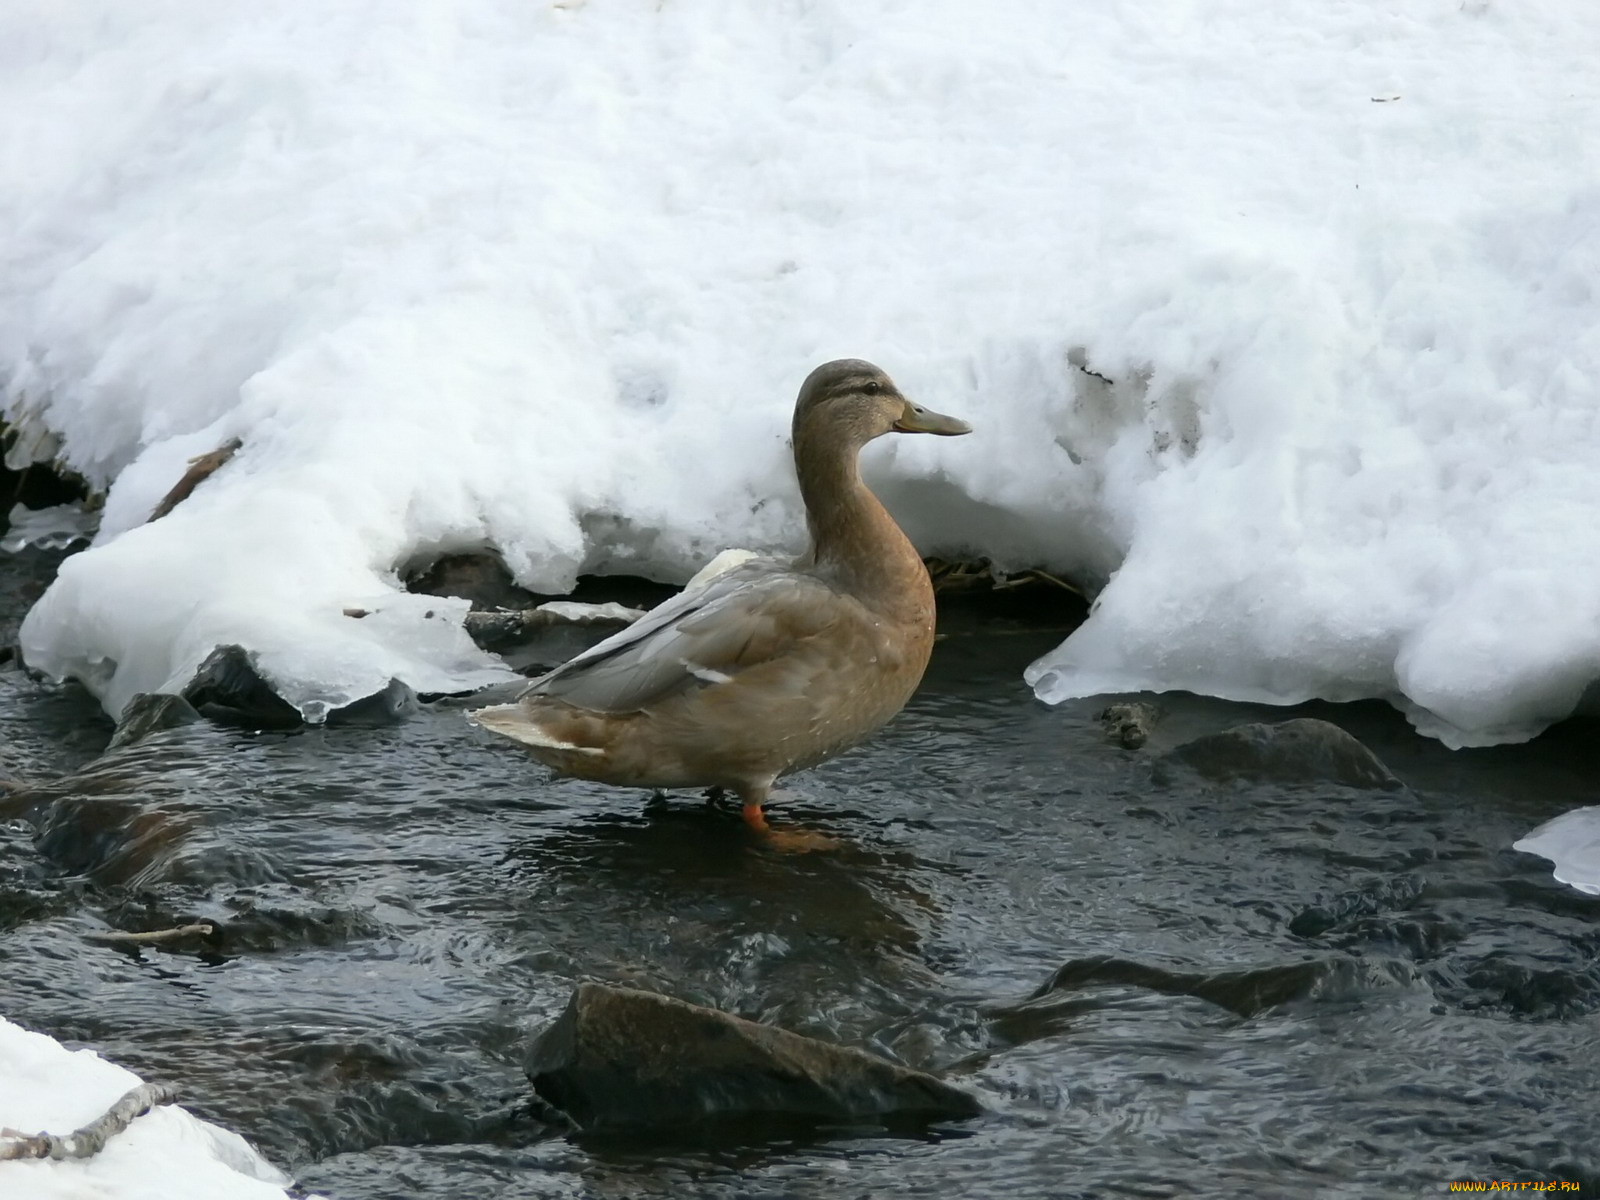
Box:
466 702 605 755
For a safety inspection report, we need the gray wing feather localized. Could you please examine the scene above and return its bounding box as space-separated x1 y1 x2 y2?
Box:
523 559 843 713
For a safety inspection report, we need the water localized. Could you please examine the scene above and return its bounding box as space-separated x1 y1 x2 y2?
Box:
1 552 1596 1198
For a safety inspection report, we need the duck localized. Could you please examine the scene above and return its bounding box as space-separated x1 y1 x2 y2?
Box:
467 359 971 836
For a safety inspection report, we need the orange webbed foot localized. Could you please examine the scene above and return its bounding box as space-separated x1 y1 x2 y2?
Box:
741 802 838 853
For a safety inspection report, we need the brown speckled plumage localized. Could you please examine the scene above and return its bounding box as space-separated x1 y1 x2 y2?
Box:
468 359 971 831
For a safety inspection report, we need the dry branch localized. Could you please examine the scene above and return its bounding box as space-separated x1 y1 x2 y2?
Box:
926 557 1085 597
0 1081 177 1161
83 923 215 946
147 438 242 523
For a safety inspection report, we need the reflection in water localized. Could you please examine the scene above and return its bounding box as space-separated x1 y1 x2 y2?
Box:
501 798 943 1046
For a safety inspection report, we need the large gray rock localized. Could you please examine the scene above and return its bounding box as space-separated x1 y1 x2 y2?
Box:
1160 717 1402 790
526 982 982 1132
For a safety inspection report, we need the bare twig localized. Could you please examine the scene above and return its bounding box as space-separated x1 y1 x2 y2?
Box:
83 923 215 946
1018 569 1085 597
147 438 242 523
927 558 1086 598
0 1081 177 1161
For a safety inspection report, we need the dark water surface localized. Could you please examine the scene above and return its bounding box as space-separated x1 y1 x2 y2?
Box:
1 552 1597 1198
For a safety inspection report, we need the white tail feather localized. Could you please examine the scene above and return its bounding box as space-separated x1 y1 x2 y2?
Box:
466 704 605 755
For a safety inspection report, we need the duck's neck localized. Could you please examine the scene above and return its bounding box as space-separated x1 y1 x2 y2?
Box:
793 432 930 613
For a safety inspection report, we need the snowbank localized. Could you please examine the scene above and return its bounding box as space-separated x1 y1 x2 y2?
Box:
0 1017 300 1200
3 2 1598 743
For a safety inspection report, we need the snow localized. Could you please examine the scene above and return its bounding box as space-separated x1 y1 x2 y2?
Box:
0 1016 301 1200
2 1 1598 744
1515 808 1600 898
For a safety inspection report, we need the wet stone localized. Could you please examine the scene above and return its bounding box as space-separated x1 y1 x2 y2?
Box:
180 646 418 728
1099 701 1162 749
407 552 538 611
991 953 1422 1031
182 645 302 729
107 692 203 750
326 678 418 727
1159 717 1403 790
31 793 198 886
525 982 983 1133
5 730 280 888
213 890 383 954
1288 875 1428 939
1458 955 1600 1021
462 602 643 653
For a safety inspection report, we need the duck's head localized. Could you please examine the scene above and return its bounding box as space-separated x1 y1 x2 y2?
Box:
793 359 972 449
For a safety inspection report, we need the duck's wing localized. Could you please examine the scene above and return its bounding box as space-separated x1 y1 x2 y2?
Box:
520 559 850 713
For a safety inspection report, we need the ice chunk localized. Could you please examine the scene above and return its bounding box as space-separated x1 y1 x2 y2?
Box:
1 503 97 553
1514 808 1600 897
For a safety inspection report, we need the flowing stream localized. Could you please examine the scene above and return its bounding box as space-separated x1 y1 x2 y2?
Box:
1 549 1595 1197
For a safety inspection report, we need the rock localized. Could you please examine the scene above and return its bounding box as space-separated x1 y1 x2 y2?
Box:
1160 717 1402 790
179 646 419 728
181 645 302 729
463 601 644 652
525 982 982 1132
986 954 1420 1040
32 794 197 887
407 552 538 611
1099 701 1161 749
325 677 418 726
1287 875 1427 939
107 693 204 750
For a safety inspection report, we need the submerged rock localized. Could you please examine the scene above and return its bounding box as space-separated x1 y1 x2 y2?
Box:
1287 875 1429 939
525 982 982 1132
31 793 198 887
107 693 204 750
1160 717 1402 790
984 953 1420 1046
324 677 418 726
1099 701 1162 749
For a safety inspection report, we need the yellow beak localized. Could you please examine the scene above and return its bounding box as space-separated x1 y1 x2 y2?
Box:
893 401 973 436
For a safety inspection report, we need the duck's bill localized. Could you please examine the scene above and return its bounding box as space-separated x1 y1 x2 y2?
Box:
893 402 973 436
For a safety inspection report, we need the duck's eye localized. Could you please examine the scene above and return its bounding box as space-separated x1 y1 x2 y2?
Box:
862 381 882 396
